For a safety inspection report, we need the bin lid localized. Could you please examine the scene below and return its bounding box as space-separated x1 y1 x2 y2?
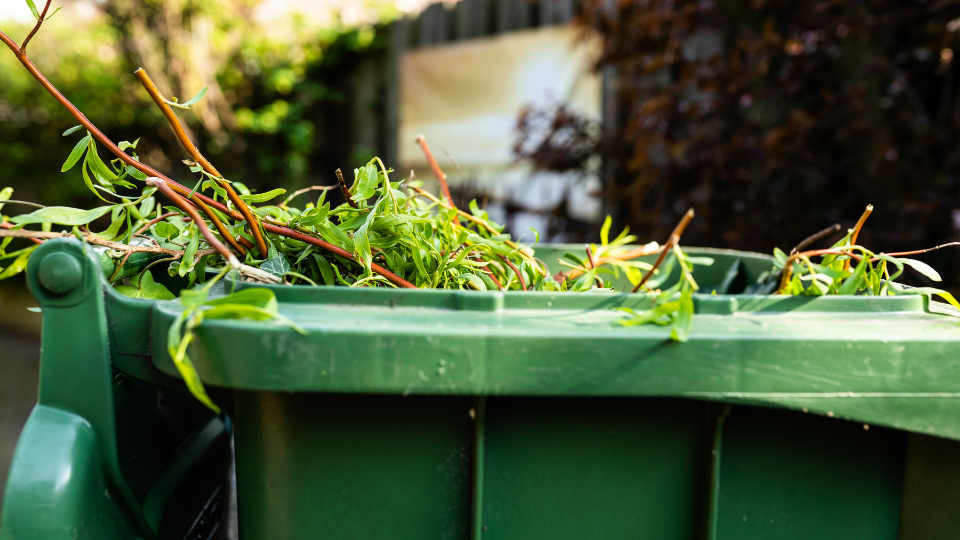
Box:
141 247 960 441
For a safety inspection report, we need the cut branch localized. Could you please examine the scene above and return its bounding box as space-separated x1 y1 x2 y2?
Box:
336 169 357 209
416 134 460 225
632 208 695 293
146 178 239 268
19 0 51 53
0 228 216 258
844 205 873 270
791 223 841 255
499 254 527 291
134 68 268 256
0 31 422 289
281 185 336 208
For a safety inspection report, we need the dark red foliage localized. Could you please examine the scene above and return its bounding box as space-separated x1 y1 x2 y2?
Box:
519 0 960 288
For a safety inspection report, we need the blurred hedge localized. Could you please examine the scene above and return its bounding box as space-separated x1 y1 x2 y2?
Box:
568 0 960 288
0 2 392 209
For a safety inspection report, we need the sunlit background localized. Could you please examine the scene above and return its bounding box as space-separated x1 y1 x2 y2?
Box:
4 0 960 525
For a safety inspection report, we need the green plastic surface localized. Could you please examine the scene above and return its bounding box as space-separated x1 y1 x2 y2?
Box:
1 239 230 540
4 238 960 539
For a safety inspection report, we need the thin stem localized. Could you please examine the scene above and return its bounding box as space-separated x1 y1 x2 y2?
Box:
844 205 873 270
134 68 268 256
0 228 216 258
108 250 134 282
499 254 527 291
19 0 51 53
416 134 460 225
0 222 42 244
791 223 841 255
146 178 238 268
280 185 336 208
1 200 46 209
263 223 416 289
0 30 246 254
481 266 504 290
585 245 603 288
180 190 247 256
133 212 178 236
880 242 960 257
336 169 357 209
632 208 695 293
0 31 414 288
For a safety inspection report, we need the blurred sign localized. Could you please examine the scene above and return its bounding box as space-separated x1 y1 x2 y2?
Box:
398 25 602 238
400 24 600 171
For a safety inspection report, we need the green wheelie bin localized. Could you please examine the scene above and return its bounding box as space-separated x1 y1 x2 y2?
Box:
3 236 960 539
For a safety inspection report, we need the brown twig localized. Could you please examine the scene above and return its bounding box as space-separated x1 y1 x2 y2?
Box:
632 209 695 293
134 68 268 256
0 222 42 244
844 205 873 270
791 223 841 255
0 30 249 257
146 179 238 268
585 245 603 288
108 251 134 282
881 242 960 257
19 0 51 53
263 224 416 288
336 169 357 209
0 228 216 259
499 254 527 291
0 32 416 288
481 266 504 290
416 134 460 225
133 212 179 236
280 185 336 208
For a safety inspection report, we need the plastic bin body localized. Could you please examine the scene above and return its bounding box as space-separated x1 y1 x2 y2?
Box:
3 238 960 539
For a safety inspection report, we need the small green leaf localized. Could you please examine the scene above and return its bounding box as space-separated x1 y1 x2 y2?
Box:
115 271 175 300
313 254 336 286
461 273 487 291
260 255 292 278
0 187 12 213
180 287 210 308
179 229 200 277
43 6 61 20
670 286 695 342
600 215 611 245
239 189 287 203
126 166 148 181
353 227 373 273
167 86 209 109
153 221 179 240
118 139 140 151
899 258 942 282
11 205 114 226
25 0 39 20
205 288 278 311
61 134 91 172
62 125 83 136
0 245 38 280
899 287 960 310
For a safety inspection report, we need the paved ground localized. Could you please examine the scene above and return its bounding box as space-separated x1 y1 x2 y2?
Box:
0 280 42 527
0 331 40 524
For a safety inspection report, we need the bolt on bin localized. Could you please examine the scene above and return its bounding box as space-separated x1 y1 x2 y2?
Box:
2 237 960 540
